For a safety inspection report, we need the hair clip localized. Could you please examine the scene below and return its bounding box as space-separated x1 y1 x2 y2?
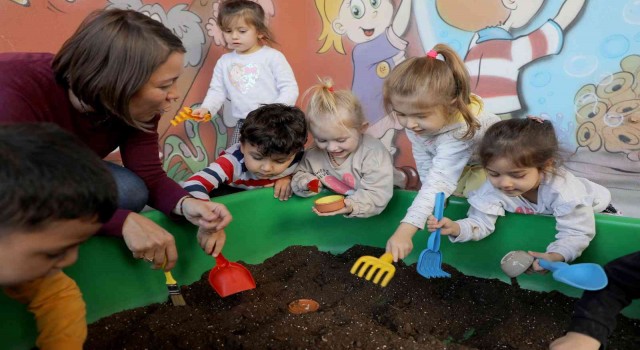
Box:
527 115 545 124
426 49 438 59
327 86 334 93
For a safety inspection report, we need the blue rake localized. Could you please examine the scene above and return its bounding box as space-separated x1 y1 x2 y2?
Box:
417 192 450 279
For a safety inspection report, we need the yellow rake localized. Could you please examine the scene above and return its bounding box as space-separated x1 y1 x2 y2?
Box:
350 253 396 287
170 106 211 126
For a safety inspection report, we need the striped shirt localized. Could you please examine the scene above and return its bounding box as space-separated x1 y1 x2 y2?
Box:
183 143 303 200
465 20 563 114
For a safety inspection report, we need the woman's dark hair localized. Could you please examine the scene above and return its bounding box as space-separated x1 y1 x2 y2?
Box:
0 123 117 232
52 9 186 130
217 0 275 44
240 104 307 157
478 117 561 171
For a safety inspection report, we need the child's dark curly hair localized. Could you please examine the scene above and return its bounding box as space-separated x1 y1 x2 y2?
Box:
478 117 561 172
240 103 307 157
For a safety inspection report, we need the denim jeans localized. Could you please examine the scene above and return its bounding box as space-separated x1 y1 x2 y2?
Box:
105 162 149 212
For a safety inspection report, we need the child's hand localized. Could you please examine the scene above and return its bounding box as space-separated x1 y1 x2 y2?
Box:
272 176 293 201
312 198 353 216
549 332 600 350
191 108 210 120
426 216 460 237
307 178 322 193
527 251 565 273
197 228 226 257
385 223 418 262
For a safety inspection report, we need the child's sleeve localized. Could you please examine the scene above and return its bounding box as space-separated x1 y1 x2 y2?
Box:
346 146 394 218
201 60 228 114
402 132 472 229
547 204 596 262
451 183 504 242
567 251 640 348
270 51 299 106
183 153 237 200
3 272 86 350
291 153 318 197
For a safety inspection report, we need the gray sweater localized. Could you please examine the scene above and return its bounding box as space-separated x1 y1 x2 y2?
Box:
292 134 394 218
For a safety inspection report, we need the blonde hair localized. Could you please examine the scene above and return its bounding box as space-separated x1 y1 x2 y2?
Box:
314 0 345 54
382 43 480 139
304 77 365 130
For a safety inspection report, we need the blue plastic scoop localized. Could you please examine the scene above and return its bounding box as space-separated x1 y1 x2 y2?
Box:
538 259 608 291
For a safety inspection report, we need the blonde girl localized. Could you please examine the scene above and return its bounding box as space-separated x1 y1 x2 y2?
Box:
428 117 616 270
291 78 394 218
384 43 500 262
192 0 298 144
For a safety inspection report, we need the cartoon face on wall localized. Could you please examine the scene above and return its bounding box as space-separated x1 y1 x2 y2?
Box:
331 0 395 44
315 0 410 154
574 54 640 162
568 55 640 188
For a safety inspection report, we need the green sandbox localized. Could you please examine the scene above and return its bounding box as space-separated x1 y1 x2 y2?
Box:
2 189 639 349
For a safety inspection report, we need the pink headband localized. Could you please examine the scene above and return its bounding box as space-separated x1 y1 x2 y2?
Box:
426 49 438 58
527 115 545 123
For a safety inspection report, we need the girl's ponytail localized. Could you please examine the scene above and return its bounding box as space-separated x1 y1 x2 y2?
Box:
432 43 479 139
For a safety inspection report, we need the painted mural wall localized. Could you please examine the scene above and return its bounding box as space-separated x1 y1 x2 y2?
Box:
1 0 639 217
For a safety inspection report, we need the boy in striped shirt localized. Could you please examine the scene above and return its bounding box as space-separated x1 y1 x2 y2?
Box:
183 103 306 202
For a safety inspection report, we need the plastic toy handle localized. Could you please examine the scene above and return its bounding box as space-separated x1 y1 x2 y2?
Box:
538 259 568 272
164 271 177 285
215 253 230 268
380 253 394 263
161 257 176 284
431 192 446 251
434 192 445 221
308 179 320 193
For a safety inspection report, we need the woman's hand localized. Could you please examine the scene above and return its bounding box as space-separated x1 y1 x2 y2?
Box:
527 251 565 273
313 198 354 216
122 212 178 271
385 223 418 262
181 197 232 232
197 228 226 257
426 215 460 237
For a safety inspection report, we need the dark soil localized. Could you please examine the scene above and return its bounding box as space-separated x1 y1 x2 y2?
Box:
86 245 640 349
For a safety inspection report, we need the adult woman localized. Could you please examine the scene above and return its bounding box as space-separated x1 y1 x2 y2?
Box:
0 9 231 270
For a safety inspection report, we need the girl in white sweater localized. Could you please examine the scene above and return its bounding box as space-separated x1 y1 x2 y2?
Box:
192 0 298 144
428 117 617 269
383 43 499 262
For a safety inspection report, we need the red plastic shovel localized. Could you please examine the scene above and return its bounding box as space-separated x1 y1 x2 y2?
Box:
208 253 256 297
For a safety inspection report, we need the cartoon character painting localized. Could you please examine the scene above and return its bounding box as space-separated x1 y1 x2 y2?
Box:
107 0 205 67
435 0 585 117
315 0 410 143
566 54 640 208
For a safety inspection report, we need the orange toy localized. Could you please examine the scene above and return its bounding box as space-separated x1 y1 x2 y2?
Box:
170 107 211 126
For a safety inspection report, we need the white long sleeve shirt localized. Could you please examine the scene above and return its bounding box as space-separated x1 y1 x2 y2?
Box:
452 168 612 262
402 94 500 229
201 46 298 119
